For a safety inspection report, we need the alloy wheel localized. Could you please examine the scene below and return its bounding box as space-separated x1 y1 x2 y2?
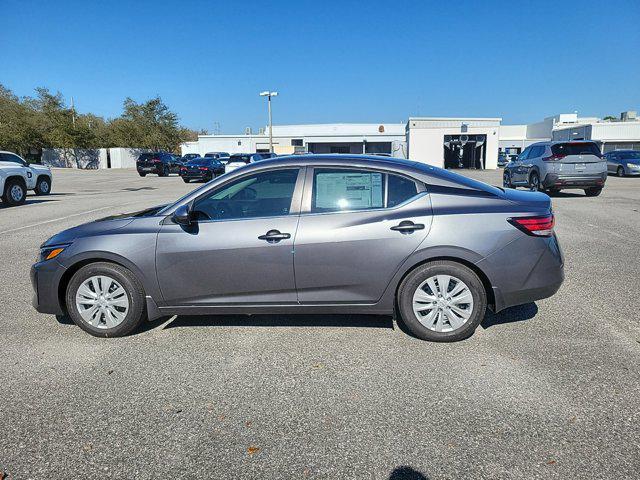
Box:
39 180 50 193
75 275 130 329
412 275 474 332
530 174 540 191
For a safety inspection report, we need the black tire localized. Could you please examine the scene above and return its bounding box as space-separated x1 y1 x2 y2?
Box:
159 165 169 177
34 176 51 196
529 172 541 192
617 166 625 177
139 172 147 177
503 171 513 188
397 261 487 342
584 187 602 197
2 178 27 206
65 262 147 337
547 187 561 196
183 178 190 183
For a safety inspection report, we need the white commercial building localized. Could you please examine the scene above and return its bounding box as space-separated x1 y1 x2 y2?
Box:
181 110 640 170
182 123 408 158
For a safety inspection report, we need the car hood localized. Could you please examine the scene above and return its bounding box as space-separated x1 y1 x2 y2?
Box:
503 188 551 211
42 204 166 247
29 164 51 173
42 218 135 247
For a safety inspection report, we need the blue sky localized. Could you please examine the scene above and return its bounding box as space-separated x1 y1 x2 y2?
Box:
2 0 639 132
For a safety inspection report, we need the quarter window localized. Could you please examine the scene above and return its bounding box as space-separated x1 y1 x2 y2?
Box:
387 174 418 207
194 169 299 221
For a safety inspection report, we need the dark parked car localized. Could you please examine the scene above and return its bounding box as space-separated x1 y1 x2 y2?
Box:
31 155 564 342
604 150 640 177
136 152 182 177
179 157 225 183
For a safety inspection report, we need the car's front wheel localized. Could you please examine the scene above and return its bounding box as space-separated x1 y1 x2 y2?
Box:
34 176 51 195
585 187 602 197
65 262 147 337
397 261 487 342
2 178 27 206
617 166 625 177
503 171 513 188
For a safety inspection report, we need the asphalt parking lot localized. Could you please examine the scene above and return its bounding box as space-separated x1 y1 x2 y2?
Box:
1 168 639 479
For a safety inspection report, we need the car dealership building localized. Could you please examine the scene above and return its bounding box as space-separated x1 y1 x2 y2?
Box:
181 111 640 170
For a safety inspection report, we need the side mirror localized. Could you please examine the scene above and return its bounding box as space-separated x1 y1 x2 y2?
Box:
172 204 193 226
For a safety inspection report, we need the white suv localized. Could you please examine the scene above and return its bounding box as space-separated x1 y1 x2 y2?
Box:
0 151 53 204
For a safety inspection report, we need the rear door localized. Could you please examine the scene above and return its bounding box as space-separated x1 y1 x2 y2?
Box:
293 166 432 304
511 147 530 183
552 142 604 175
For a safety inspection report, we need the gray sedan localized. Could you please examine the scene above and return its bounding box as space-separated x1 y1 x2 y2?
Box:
604 150 640 177
31 155 564 342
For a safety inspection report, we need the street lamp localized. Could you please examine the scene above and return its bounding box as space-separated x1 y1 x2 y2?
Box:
260 91 278 153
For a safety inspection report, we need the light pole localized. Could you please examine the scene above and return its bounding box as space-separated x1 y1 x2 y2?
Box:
260 91 278 153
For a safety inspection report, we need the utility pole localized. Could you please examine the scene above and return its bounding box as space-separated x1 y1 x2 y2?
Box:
259 91 278 153
70 96 76 128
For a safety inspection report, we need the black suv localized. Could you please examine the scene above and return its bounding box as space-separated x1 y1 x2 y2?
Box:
136 152 182 177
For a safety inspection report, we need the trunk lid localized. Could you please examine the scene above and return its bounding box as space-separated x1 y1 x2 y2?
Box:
503 188 551 211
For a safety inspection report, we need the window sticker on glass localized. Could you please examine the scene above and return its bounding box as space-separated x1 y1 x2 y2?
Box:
314 171 383 211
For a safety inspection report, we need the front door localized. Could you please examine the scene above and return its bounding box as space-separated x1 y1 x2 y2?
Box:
293 167 432 304
156 168 303 305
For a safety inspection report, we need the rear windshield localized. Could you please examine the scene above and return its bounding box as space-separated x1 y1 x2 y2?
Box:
552 143 601 156
137 153 156 160
186 159 211 166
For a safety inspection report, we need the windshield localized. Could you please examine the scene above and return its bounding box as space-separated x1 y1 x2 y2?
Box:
229 155 251 163
622 151 640 160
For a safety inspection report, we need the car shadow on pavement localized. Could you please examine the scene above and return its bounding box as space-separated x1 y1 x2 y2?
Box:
1 198 59 208
388 466 429 480
164 313 394 330
481 302 538 329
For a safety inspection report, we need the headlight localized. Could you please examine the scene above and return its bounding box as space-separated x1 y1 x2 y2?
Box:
627 163 640 169
39 244 69 262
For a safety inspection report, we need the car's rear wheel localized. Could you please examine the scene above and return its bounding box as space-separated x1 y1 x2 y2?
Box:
183 178 191 183
139 172 146 177
503 171 513 188
617 166 625 177
34 176 51 195
65 262 146 337
529 172 541 192
547 187 561 196
397 261 487 342
2 178 27 206
584 187 602 197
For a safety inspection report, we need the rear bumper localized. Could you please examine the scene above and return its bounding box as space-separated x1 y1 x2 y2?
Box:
137 165 161 174
479 233 565 313
30 260 67 316
542 172 606 189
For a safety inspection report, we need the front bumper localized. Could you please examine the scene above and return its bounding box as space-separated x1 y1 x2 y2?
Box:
542 172 606 189
30 260 67 316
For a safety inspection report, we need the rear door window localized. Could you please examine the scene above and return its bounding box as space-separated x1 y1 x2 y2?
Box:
311 169 420 213
552 143 601 156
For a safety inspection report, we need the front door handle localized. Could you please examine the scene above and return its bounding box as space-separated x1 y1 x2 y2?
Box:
390 221 425 234
258 229 291 243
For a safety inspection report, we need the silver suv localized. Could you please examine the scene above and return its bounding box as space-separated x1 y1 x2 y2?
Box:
503 141 607 196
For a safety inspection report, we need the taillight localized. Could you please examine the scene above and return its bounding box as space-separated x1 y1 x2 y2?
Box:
199 167 208 171
508 214 555 237
543 154 565 162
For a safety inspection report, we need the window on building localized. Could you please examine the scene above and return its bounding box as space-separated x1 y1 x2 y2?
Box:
330 146 350 154
291 139 303 146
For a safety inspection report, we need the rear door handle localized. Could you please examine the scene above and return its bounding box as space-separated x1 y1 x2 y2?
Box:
258 229 291 243
390 221 425 234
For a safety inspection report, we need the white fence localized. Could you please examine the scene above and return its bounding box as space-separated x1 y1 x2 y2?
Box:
42 148 151 169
